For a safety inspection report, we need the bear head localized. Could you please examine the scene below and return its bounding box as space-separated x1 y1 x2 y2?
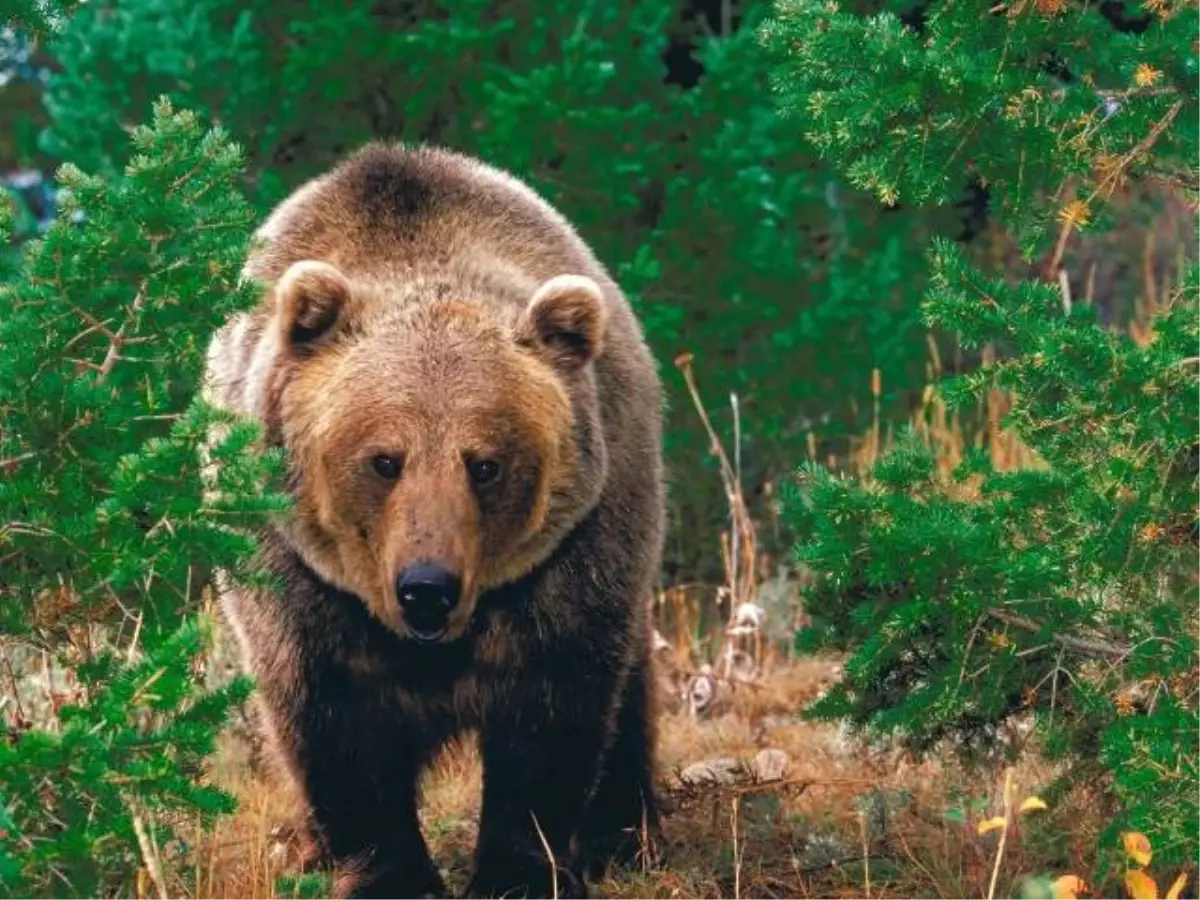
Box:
260 259 610 643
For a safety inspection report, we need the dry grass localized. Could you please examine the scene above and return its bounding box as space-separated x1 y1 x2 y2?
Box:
182 653 1101 900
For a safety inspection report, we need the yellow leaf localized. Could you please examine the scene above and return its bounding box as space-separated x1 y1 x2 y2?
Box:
977 816 1007 835
1019 796 1049 814
1115 691 1137 716
1125 869 1159 900
1123 831 1154 867
1133 63 1163 88
1137 523 1166 544
1057 200 1093 229
1164 871 1188 900
1051 874 1086 899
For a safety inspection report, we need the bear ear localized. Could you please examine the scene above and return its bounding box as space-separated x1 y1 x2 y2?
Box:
274 260 352 350
519 275 608 372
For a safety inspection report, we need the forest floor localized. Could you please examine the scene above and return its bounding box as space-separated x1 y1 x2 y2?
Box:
190 652 1101 900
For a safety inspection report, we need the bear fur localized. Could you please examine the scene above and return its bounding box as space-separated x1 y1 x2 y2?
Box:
201 144 665 899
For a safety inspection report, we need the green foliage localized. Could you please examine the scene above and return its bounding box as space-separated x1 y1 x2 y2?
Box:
770 0 1199 877
1 0 80 36
275 871 335 899
789 244 1198 867
36 0 970 578
761 0 1200 253
0 99 287 897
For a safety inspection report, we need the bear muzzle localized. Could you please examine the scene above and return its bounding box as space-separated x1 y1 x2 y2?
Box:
396 563 463 643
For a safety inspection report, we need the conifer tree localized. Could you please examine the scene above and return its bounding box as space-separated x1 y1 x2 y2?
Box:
762 0 1198 251
764 0 1199 878
0 99 286 898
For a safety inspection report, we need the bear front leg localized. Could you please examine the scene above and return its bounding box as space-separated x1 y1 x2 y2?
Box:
256 667 447 899
466 663 621 899
576 653 661 878
300 743 444 899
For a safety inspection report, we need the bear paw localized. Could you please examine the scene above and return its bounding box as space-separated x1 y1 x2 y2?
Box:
464 854 587 899
334 857 448 899
581 827 663 879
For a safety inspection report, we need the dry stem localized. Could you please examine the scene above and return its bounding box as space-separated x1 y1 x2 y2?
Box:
130 804 168 900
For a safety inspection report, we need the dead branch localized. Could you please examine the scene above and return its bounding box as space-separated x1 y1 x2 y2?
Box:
97 284 150 384
986 608 1130 659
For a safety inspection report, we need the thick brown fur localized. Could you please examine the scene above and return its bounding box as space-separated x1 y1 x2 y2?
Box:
202 144 664 898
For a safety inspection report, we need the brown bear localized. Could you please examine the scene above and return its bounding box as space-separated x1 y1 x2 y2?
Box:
201 143 665 899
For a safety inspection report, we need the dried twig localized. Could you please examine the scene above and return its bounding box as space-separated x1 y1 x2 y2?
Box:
859 810 872 898
97 284 150 383
530 812 559 900
986 608 1130 659
675 353 763 684
730 796 742 900
130 804 168 900
986 768 1014 900
674 354 755 607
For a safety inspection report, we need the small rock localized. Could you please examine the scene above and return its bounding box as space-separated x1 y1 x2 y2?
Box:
687 667 717 717
678 757 744 786
751 748 790 782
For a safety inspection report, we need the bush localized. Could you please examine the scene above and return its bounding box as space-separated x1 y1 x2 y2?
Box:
0 99 286 898
767 0 1199 881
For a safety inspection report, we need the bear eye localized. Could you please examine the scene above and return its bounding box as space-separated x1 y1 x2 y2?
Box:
371 454 403 480
466 457 502 488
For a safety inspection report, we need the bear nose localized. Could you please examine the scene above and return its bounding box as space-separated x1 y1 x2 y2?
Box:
396 564 462 642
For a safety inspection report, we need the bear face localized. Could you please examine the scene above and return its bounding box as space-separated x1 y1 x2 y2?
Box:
263 259 610 642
